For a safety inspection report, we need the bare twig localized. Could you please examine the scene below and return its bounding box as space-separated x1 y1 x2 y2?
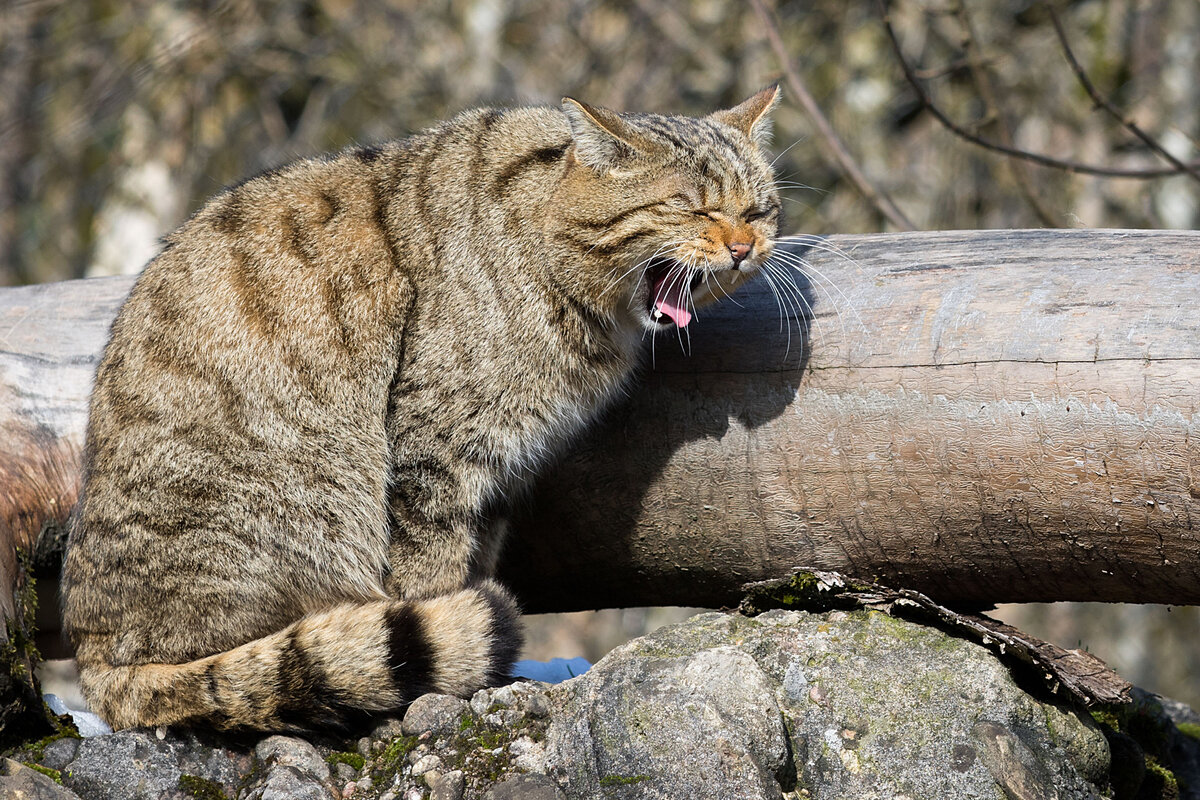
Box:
1046 4 1200 185
953 1 1058 226
879 0 1200 179
749 0 915 231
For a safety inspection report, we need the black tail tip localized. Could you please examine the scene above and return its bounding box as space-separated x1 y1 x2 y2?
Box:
472 579 524 687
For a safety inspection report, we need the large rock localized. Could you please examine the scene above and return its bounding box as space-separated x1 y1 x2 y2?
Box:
60 728 248 800
543 609 1110 799
0 758 82 800
15 608 1200 799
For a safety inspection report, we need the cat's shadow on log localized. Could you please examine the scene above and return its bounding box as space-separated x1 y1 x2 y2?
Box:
501 240 816 613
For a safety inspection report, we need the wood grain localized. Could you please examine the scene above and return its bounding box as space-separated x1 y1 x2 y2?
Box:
503 229 1200 610
1 230 1197 620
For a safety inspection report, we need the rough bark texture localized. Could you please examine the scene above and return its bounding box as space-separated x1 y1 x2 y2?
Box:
503 229 1200 610
1 230 1198 627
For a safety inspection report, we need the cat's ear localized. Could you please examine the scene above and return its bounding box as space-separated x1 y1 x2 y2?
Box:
561 98 661 172
710 84 781 146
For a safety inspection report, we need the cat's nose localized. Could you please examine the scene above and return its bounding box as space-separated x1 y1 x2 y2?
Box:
729 242 753 266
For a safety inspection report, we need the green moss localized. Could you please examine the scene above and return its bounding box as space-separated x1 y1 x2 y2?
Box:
1143 757 1180 800
15 724 81 762
324 750 365 772
177 774 228 800
1092 699 1172 759
437 706 552 790
0 550 63 749
447 715 510 781
1043 707 1062 746
599 774 651 786
366 734 420 788
1175 722 1200 741
23 762 62 784
6 712 80 762
1091 709 1121 733
1093 702 1187 799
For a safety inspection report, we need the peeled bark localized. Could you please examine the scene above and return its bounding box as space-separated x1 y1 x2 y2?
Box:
1 230 1197 629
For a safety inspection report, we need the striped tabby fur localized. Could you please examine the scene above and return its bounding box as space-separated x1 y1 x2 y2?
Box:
61 87 782 732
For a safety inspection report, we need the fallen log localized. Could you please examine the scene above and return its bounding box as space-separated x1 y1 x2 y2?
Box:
503 228 1200 611
1 230 1198 628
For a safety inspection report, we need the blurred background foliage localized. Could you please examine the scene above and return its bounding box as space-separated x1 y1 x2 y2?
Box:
4 0 1199 706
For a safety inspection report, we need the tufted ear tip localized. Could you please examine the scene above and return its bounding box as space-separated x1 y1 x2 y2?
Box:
711 84 782 145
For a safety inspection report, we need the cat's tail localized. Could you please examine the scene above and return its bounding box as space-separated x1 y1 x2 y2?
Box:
75 580 521 733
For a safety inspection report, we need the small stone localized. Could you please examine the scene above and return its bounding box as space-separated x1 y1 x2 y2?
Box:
357 776 373 792
245 735 335 800
403 788 424 800
423 769 442 787
40 737 80 770
491 685 518 708
356 736 372 757
523 693 550 718
372 717 405 740
486 708 526 728
379 792 397 800
506 736 534 756
410 754 443 776
335 762 359 782
255 735 331 779
470 689 492 717
510 738 547 774
430 769 465 800
402 694 470 737
483 773 565 800
343 781 358 797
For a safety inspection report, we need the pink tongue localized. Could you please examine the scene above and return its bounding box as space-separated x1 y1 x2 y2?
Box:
652 272 692 327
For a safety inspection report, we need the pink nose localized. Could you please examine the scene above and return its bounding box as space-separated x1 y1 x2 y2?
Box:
729 242 752 265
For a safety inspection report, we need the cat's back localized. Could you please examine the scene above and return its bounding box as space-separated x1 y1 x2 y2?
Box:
64 106 582 661
65 139 423 660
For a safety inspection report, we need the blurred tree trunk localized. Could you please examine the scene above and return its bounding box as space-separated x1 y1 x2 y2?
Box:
1 231 1197 635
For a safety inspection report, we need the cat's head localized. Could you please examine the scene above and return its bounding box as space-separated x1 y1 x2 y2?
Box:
554 86 782 332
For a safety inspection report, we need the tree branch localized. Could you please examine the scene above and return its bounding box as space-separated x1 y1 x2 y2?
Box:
952 1 1059 226
1045 4 1200 185
750 0 915 231
879 0 1200 180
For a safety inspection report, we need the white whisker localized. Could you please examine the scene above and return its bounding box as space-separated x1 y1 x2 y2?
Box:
768 248 864 334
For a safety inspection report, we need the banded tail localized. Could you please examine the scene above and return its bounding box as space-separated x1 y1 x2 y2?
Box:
76 582 521 733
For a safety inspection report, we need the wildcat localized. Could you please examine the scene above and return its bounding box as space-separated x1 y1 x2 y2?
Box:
61 87 782 732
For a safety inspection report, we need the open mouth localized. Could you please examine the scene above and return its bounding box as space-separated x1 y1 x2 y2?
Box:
645 259 704 328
